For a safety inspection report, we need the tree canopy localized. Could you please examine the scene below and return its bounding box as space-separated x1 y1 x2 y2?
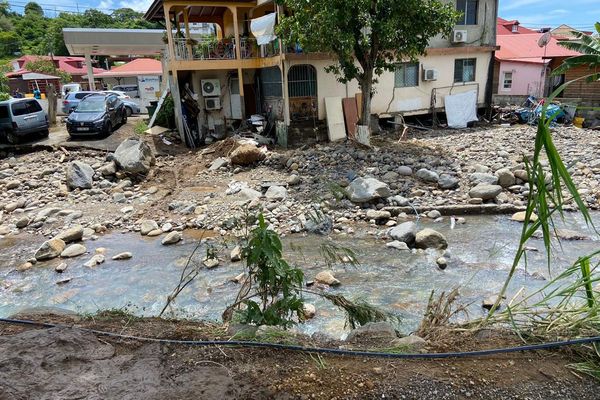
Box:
278 0 458 129
0 2 161 58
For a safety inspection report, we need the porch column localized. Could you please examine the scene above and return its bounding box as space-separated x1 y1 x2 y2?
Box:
163 4 176 61
84 53 94 90
238 68 246 119
183 7 193 59
281 60 290 126
231 7 242 61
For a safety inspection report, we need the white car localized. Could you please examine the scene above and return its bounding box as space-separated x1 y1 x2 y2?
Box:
100 90 131 99
61 83 82 97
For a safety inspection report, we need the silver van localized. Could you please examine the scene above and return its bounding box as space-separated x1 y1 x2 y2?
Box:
112 84 139 98
0 98 49 144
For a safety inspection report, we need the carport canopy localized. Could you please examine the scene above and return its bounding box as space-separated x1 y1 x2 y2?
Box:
63 28 166 89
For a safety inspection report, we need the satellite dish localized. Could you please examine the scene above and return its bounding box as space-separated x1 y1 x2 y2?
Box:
538 32 551 47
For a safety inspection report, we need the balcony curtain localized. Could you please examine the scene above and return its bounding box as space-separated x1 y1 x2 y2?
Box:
250 13 277 45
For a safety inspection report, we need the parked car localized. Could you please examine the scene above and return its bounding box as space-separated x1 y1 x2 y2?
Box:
62 91 97 114
66 94 127 138
61 83 82 98
0 98 49 144
112 84 139 98
100 91 141 116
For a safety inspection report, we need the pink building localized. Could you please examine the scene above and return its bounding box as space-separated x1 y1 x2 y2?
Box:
494 30 580 97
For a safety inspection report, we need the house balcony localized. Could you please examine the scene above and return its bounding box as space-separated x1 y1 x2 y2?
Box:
170 37 281 71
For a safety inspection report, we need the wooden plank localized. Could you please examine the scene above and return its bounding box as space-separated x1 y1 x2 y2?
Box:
324 97 346 142
342 97 359 138
355 92 363 119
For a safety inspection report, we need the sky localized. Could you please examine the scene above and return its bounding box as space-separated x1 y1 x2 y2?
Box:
499 0 600 31
4 0 600 30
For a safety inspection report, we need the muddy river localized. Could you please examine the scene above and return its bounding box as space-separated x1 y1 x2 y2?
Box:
1 214 598 338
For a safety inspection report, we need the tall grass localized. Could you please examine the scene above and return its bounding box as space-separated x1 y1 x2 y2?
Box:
479 74 600 379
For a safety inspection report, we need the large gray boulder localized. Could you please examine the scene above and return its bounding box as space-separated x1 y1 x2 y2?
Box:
66 161 94 190
469 173 498 186
469 184 503 200
345 322 397 343
416 168 439 183
438 174 459 190
346 177 391 203
54 225 84 243
415 228 448 250
388 221 417 245
113 139 155 175
495 168 516 188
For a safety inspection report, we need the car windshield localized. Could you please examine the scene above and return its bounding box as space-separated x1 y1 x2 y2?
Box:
76 98 106 112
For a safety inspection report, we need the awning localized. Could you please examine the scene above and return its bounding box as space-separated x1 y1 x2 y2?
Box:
21 72 60 80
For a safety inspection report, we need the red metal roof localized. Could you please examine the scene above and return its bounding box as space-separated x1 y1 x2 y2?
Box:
12 55 106 76
94 58 162 77
497 17 537 35
496 33 581 64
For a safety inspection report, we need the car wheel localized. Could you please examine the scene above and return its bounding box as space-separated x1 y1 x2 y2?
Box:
40 129 50 138
125 106 132 117
122 111 128 125
5 131 18 145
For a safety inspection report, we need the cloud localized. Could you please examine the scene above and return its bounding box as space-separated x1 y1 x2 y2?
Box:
501 0 546 12
120 0 153 13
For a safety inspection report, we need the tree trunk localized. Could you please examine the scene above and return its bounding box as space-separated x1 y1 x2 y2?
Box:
358 77 372 126
47 84 56 125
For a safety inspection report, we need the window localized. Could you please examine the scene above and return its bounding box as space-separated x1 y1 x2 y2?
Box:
11 100 42 116
512 24 519 33
0 105 8 119
394 62 419 88
260 66 283 98
502 72 513 90
288 65 317 98
454 58 476 82
456 0 478 25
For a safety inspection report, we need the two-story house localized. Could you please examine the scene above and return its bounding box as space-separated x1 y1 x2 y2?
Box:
144 0 498 142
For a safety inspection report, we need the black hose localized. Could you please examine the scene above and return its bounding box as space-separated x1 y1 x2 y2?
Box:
1 317 599 359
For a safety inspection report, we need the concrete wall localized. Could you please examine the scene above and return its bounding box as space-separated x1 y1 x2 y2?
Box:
496 61 544 97
286 51 492 120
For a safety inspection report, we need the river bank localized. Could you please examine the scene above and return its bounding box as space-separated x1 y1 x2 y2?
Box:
1 311 599 400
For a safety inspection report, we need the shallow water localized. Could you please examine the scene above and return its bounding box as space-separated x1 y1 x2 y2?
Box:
1 213 598 338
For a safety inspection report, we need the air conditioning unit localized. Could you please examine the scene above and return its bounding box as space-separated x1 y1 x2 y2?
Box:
201 79 221 96
452 30 468 43
423 68 438 81
205 97 221 110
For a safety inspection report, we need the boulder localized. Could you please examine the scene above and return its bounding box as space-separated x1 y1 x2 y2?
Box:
366 210 391 220
426 210 442 219
346 322 397 342
514 169 529 182
60 244 87 258
140 220 159 236
113 139 155 174
315 271 340 286
209 157 229 171
386 241 410 251
436 257 448 269
388 221 416 245
304 214 333 235
511 211 538 222
237 187 262 201
98 161 117 176
391 335 427 351
230 246 242 262
438 174 459 190
83 254 105 267
388 195 410 206
161 231 182 245
54 226 84 243
15 216 30 229
495 168 516 188
301 303 316 319
346 177 391 203
469 184 503 200
66 161 94 190
203 257 220 269
287 174 301 186
415 168 439 183
265 185 287 201
35 238 66 261
55 262 68 273
397 166 413 176
112 252 133 260
415 228 448 250
230 144 266 165
469 172 498 186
